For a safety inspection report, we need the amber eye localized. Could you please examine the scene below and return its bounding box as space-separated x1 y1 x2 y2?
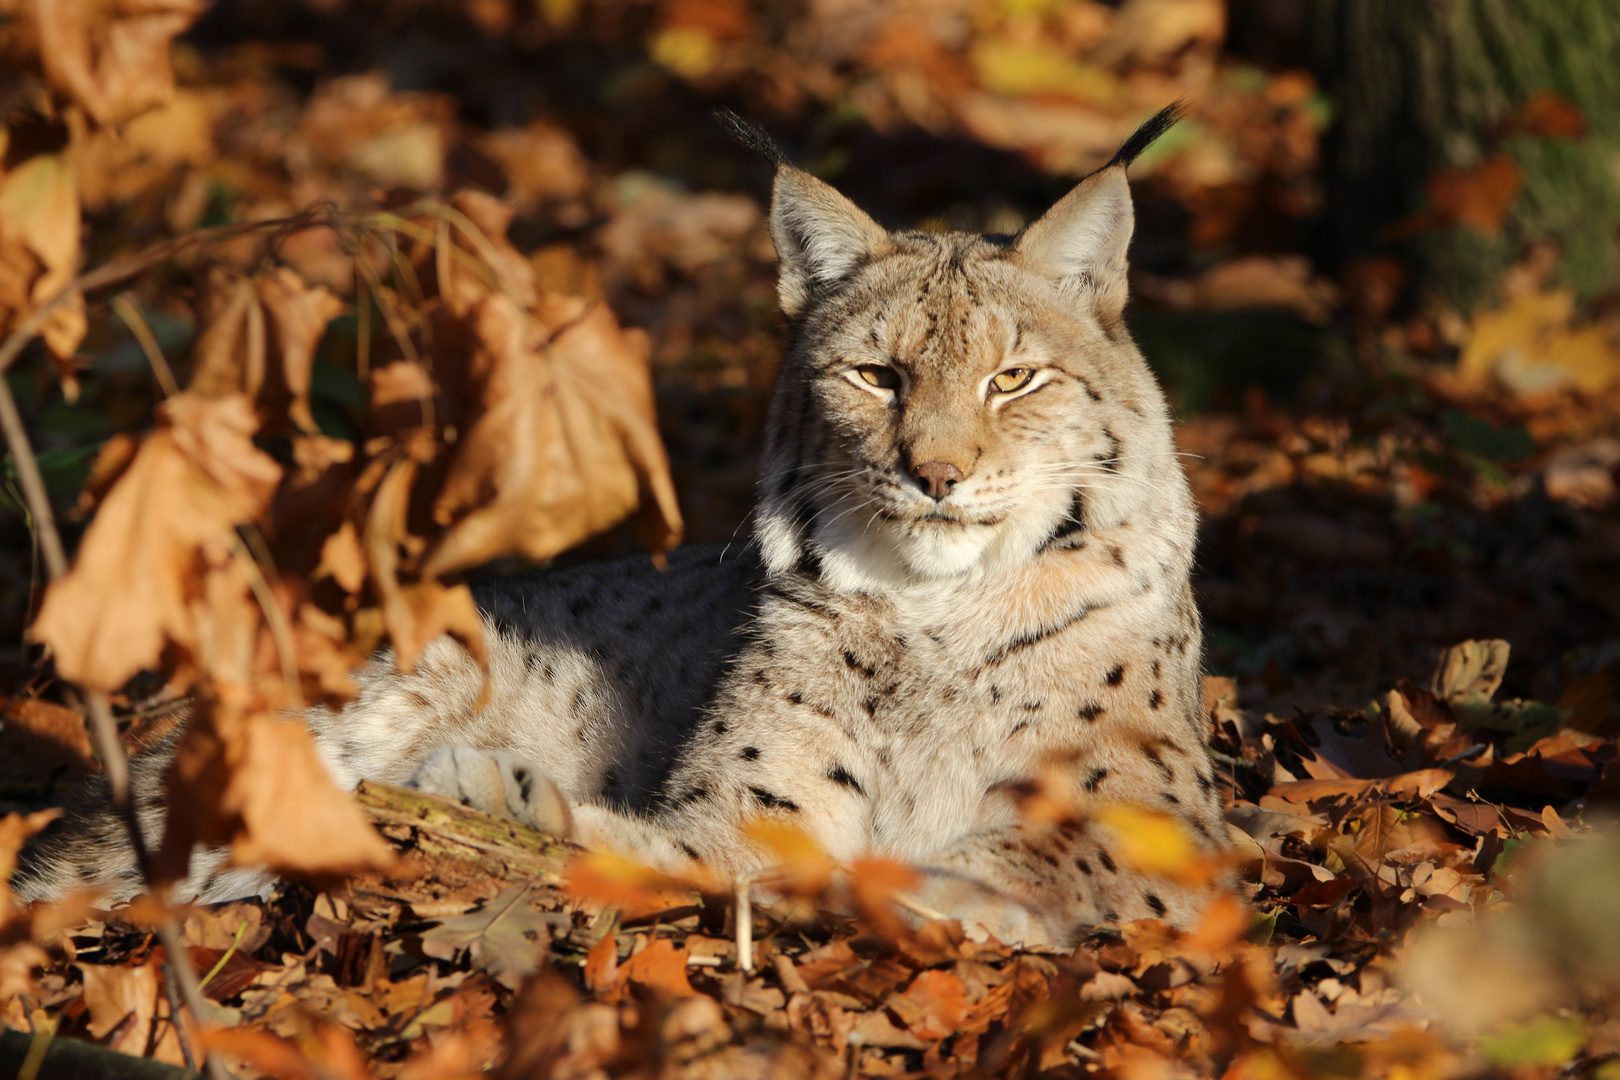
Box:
856 365 901 390
991 367 1034 393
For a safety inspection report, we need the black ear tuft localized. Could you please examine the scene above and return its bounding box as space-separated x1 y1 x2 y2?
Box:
714 109 790 167
1106 100 1189 170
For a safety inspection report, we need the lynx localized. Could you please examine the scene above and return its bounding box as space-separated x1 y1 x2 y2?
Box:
18 105 1228 946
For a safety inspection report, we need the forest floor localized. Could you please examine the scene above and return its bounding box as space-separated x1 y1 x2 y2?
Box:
2 1 1619 1078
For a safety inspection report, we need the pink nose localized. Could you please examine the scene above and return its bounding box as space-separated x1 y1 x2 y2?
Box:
911 461 964 499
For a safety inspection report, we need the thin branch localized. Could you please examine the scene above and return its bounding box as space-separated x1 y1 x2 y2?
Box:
0 380 67 581
0 342 230 1080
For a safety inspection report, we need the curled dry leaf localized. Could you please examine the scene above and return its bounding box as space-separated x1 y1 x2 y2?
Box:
363 454 487 674
0 150 86 365
424 292 683 577
32 392 280 692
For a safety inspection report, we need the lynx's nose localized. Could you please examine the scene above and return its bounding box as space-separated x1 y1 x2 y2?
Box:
911 461 965 500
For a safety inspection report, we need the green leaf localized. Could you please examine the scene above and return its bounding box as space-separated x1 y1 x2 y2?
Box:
1478 1014 1586 1067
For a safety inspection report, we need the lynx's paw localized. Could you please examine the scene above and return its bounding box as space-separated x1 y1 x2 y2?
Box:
411 746 575 837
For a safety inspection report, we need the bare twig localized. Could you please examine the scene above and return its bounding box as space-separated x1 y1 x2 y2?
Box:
0 380 67 581
0 338 231 1080
0 210 338 379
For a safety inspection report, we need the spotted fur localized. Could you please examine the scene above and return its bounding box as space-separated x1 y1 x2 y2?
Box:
17 106 1228 945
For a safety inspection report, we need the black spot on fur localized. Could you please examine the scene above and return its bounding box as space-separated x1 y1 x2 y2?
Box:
1143 745 1176 782
1042 489 1087 551
787 691 804 705
1077 702 1106 722
1097 427 1121 472
1145 893 1167 917
741 746 761 761
750 786 800 811
1098 850 1117 873
1009 718 1033 736
680 842 701 860
513 768 533 804
572 690 589 716
1107 544 1126 568
827 766 865 794
754 668 771 685
1105 664 1126 686
1076 857 1093 874
1163 793 1180 805
842 650 875 678
1084 767 1109 792
713 720 728 736
864 695 880 716
1151 660 1161 678
1197 772 1214 794
1036 850 1058 867
980 600 1106 669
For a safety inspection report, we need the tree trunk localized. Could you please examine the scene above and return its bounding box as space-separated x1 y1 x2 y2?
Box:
1312 0 1620 313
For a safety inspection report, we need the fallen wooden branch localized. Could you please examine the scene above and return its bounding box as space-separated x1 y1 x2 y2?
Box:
351 780 580 900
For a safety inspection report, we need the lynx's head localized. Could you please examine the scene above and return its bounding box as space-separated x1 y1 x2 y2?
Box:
749 106 1193 592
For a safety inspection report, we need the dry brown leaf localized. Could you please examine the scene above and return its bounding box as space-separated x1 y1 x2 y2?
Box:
621 938 696 997
424 292 682 576
0 150 86 364
190 266 343 432
32 392 280 691
1427 155 1522 236
77 960 189 1064
34 0 206 127
0 699 95 785
157 695 398 886
363 455 488 673
891 969 972 1041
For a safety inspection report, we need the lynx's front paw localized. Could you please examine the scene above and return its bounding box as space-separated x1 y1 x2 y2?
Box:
411 746 575 837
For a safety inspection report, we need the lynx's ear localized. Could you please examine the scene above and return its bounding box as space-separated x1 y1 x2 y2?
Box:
770 167 888 318
1016 102 1185 326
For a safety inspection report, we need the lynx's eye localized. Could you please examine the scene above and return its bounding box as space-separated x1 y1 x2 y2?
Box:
853 365 901 390
991 367 1034 394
